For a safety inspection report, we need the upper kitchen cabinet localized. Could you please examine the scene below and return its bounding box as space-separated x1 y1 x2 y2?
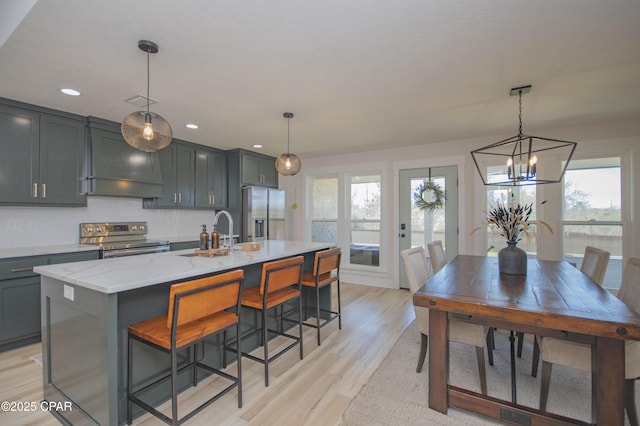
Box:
144 140 195 208
228 149 278 188
0 99 86 206
86 117 164 198
195 147 227 209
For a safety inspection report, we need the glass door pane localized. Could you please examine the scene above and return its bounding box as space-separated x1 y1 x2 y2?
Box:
399 166 458 289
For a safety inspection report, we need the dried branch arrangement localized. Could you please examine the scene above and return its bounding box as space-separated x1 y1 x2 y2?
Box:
471 196 553 243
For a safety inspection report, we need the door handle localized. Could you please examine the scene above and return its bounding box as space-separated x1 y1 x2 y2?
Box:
399 233 406 238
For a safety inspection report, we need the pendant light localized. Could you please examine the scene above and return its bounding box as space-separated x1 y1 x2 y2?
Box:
121 40 172 152
275 112 302 176
471 85 577 186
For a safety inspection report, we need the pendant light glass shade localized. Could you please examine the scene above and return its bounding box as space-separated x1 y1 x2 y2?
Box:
471 85 577 186
122 111 172 152
276 152 302 176
276 112 302 176
121 40 172 152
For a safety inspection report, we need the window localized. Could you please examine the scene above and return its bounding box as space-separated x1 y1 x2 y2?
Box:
410 176 446 250
562 157 622 289
310 177 338 244
349 174 381 266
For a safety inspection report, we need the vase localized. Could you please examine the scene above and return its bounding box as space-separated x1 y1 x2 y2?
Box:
498 241 527 275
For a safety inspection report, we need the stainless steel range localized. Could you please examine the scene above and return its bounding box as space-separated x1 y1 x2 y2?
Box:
80 221 170 259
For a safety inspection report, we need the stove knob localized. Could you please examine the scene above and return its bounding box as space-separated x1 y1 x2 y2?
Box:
131 225 137 231
138 225 145 231
86 226 94 232
96 226 103 232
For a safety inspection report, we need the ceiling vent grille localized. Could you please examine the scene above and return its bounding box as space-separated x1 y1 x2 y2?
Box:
124 95 158 108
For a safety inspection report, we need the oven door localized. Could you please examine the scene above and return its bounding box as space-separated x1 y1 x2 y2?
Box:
101 245 169 259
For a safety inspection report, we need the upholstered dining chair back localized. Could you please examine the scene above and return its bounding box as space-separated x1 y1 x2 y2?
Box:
427 240 447 274
617 257 640 313
580 246 610 286
401 246 431 295
400 246 491 392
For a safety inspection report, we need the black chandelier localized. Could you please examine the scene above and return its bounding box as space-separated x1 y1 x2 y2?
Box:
471 85 577 186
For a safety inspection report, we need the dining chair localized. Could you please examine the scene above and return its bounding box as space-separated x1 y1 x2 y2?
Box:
301 247 342 346
239 256 304 387
533 257 640 425
580 246 611 286
531 246 612 375
427 240 447 274
127 269 244 425
401 246 492 395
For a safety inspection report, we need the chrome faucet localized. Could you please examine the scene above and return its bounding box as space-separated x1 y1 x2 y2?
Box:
213 210 234 251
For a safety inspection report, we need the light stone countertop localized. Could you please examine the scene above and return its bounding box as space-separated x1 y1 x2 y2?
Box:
0 244 100 260
34 240 332 294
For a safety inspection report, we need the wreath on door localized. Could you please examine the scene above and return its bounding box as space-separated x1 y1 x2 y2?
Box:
413 180 445 212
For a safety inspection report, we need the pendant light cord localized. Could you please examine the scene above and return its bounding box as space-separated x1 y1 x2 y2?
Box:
146 51 150 115
286 115 291 155
518 90 523 137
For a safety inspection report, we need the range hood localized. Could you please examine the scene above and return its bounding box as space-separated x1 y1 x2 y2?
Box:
84 117 163 198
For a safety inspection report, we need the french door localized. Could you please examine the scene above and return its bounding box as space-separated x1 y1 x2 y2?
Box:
398 166 458 289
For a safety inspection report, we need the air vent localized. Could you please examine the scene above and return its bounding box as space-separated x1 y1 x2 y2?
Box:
124 95 158 108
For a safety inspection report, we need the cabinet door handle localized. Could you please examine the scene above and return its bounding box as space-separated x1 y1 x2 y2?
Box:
178 192 182 204
33 183 38 198
211 194 215 205
41 183 46 198
173 193 177 203
11 267 33 273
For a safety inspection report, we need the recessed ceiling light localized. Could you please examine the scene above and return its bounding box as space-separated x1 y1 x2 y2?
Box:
60 88 81 96
186 123 198 129
253 144 263 149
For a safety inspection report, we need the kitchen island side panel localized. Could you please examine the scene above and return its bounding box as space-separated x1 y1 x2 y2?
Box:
41 275 118 425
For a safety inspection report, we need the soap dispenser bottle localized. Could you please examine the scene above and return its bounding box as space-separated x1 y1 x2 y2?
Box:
199 224 209 250
211 225 220 249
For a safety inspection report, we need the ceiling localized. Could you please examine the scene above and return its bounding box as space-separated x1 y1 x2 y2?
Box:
1 0 639 159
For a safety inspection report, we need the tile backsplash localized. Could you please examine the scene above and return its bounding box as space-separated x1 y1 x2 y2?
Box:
0 196 218 249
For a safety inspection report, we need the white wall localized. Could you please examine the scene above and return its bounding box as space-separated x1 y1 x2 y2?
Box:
1 117 637 284
0 196 219 249
282 118 639 289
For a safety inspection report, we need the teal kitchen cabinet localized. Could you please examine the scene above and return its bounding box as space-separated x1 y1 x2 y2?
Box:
195 147 227 209
238 151 278 187
169 241 199 251
226 149 278 241
86 117 164 198
144 141 195 208
0 100 86 206
0 250 99 352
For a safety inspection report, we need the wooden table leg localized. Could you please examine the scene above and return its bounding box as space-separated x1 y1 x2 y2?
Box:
594 336 625 425
428 308 448 414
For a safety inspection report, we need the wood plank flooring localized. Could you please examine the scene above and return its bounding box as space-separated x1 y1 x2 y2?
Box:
0 283 413 425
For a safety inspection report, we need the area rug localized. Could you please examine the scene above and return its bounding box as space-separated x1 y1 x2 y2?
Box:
343 322 638 425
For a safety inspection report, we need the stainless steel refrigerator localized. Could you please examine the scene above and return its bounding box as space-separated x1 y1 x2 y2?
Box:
242 187 285 242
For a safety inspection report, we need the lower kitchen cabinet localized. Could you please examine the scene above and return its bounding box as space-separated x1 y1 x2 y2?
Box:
169 241 199 251
0 250 99 352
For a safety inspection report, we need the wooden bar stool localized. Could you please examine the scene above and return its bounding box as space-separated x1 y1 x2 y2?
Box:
127 269 244 426
301 247 342 346
239 256 304 387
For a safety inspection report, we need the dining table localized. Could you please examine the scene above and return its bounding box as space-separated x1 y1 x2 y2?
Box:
413 255 640 425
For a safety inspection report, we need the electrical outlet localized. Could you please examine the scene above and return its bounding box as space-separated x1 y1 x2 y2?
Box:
64 285 75 301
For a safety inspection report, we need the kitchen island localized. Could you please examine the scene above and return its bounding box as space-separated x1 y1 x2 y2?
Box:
34 240 333 426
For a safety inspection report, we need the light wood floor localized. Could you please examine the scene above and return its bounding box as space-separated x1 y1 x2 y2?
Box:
0 283 413 425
